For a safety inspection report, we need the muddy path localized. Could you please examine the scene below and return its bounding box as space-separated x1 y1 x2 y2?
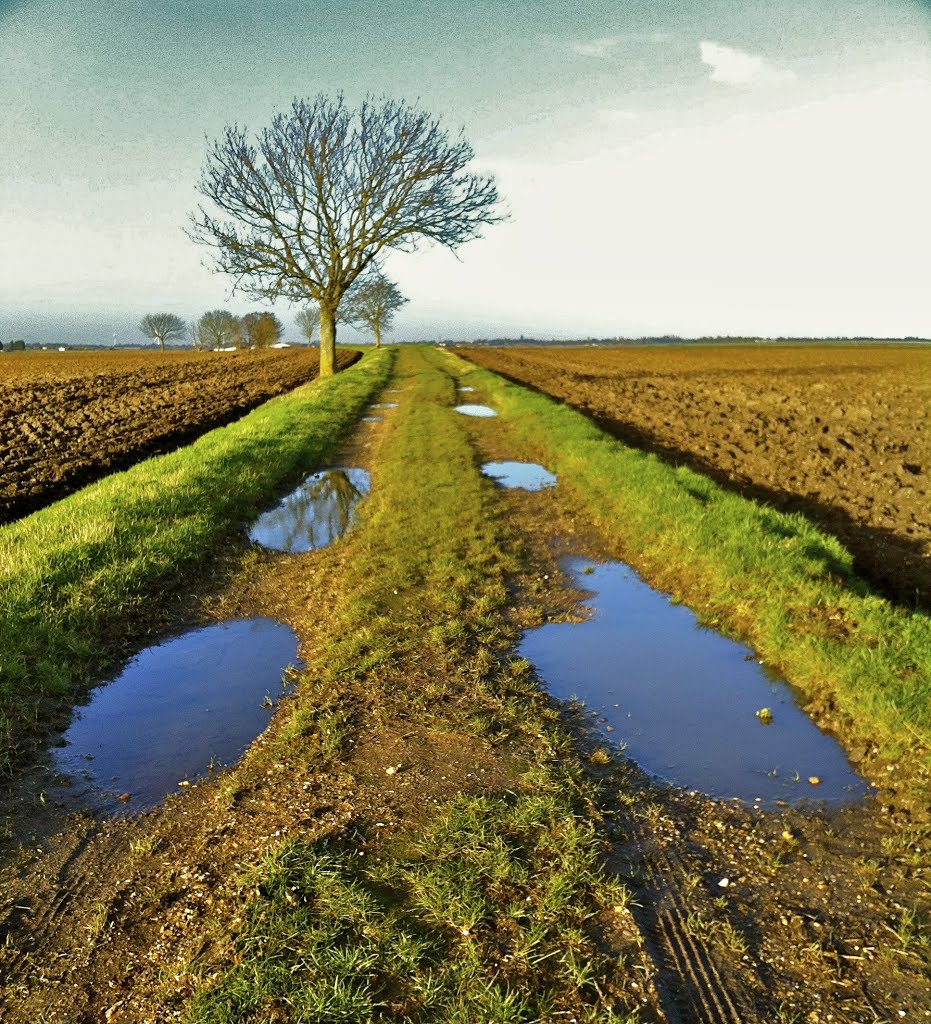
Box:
455 345 931 610
0 348 360 525
0 347 928 1022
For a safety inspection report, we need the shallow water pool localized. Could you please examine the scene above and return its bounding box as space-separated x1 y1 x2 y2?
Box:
521 558 868 805
54 619 300 809
249 467 370 553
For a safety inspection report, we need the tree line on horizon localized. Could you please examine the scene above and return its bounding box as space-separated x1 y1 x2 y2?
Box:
139 269 409 352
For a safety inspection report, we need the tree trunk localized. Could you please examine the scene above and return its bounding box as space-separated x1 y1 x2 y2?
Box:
319 306 337 376
374 323 382 348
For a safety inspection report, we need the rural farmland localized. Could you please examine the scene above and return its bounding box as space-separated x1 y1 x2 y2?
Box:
456 344 931 609
0 344 929 1023
0 348 359 524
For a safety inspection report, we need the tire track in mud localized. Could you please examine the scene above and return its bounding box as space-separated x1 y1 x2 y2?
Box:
612 814 756 1024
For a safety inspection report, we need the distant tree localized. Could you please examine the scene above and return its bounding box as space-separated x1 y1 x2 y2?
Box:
189 94 503 377
139 313 186 350
295 306 321 347
339 270 408 348
192 309 241 351
242 311 284 349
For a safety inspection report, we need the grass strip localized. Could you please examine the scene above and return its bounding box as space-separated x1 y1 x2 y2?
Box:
183 345 651 1023
0 347 393 775
444 348 931 781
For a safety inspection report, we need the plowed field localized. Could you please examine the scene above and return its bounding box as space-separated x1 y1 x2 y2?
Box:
455 344 931 607
0 348 359 523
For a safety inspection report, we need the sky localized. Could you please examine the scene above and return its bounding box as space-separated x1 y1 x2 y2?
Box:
1 0 929 345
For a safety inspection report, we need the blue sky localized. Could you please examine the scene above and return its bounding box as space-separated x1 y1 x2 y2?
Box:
2 0 929 344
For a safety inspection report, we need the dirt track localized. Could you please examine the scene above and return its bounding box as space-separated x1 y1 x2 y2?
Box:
455 344 931 608
0 348 359 523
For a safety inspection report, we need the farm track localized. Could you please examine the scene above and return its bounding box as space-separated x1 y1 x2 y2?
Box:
0 348 360 523
455 345 931 609
0 347 929 1021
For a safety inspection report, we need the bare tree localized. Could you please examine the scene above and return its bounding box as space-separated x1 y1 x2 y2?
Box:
192 309 241 351
139 313 186 350
242 311 284 349
340 270 408 348
295 306 321 347
189 94 503 376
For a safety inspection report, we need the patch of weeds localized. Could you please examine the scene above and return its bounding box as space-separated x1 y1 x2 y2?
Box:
186 787 648 1023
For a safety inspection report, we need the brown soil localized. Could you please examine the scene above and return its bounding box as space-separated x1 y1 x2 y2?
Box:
0 348 360 524
0 364 928 1022
455 344 931 609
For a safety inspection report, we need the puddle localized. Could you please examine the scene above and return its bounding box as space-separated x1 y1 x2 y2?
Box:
454 404 497 417
521 558 868 805
481 461 557 491
458 386 475 393
249 467 370 553
53 619 300 810
373 402 398 409
363 416 383 423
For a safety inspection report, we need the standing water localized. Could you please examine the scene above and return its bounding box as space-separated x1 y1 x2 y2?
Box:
455 404 497 418
481 461 557 491
521 558 867 805
54 619 300 809
249 467 370 553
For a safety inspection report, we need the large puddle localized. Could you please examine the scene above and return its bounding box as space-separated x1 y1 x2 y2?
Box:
521 558 868 805
455 404 497 418
249 467 370 553
481 461 557 491
53 619 300 809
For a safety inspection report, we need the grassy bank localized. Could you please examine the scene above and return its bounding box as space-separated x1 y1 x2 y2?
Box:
445 349 931 785
0 347 393 775
182 345 655 1022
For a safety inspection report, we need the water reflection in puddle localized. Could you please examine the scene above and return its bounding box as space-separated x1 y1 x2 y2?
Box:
481 461 557 491
455 404 497 417
249 468 370 553
458 386 475 393
521 558 867 805
54 619 300 809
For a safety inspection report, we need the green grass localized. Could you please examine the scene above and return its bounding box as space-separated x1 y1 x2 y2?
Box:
186 791 639 1024
441 348 931 779
181 345 650 1022
0 347 393 775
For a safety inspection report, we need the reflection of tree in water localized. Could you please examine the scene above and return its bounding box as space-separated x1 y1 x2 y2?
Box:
250 469 370 552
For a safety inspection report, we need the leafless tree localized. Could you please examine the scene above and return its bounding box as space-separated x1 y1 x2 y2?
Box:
242 311 284 349
139 313 186 350
295 306 321 347
340 270 408 348
192 309 241 350
189 94 503 375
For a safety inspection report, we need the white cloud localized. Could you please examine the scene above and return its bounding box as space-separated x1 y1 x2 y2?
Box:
572 32 671 58
571 37 620 58
699 41 796 88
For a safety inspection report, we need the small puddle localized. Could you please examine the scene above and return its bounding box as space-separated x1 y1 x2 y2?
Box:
249 467 370 553
53 619 300 810
373 402 398 409
481 461 557 491
458 386 475 393
521 558 868 805
455 404 497 418
363 416 383 423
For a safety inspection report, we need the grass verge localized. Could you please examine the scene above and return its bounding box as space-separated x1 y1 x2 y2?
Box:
0 347 393 776
444 349 931 788
181 345 654 1022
